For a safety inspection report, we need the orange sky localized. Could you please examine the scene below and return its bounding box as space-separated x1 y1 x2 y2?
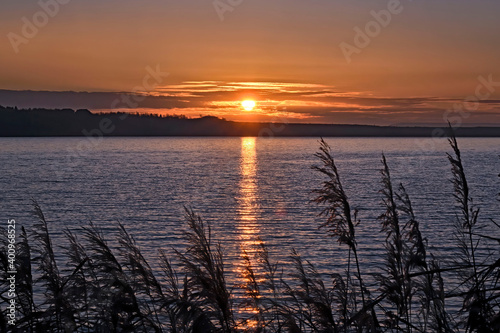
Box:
1 0 499 125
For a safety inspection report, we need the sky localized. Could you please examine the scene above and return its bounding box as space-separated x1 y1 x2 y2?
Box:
1 0 499 125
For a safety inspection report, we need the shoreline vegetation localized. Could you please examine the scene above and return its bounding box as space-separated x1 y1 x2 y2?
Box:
1 132 498 332
1 106 500 137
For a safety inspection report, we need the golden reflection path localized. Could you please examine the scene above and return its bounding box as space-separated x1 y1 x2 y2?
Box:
236 137 263 329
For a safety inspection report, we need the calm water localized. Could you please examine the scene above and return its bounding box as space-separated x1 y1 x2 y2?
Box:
1 137 499 299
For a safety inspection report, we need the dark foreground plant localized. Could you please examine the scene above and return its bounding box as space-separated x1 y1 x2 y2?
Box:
0 133 498 332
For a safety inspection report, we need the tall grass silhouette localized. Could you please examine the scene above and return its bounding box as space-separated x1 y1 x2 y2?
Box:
0 132 498 332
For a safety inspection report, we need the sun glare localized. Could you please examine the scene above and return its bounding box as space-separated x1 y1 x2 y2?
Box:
241 100 256 111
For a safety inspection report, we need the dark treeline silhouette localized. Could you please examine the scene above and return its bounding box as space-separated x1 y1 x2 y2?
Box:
1 106 499 137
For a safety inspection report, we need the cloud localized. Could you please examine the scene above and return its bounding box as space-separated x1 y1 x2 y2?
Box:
1 81 500 125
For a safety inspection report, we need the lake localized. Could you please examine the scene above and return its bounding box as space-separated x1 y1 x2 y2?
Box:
1 137 498 308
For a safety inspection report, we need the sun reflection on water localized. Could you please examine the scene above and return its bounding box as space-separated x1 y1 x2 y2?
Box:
239 137 257 221
237 137 263 329
238 137 262 251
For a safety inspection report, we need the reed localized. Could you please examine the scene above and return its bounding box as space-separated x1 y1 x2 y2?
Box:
0 132 498 332
311 138 372 331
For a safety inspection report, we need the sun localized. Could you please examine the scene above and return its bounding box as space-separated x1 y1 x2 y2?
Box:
241 100 256 111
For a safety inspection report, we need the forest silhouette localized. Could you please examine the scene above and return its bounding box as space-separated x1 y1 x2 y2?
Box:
1 106 499 137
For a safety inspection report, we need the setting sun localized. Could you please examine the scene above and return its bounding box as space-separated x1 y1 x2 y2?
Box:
241 100 256 111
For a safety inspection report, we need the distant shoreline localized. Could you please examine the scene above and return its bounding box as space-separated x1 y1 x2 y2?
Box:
1 107 499 137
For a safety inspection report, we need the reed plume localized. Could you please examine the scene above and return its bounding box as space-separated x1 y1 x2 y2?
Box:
312 138 376 331
447 130 498 332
